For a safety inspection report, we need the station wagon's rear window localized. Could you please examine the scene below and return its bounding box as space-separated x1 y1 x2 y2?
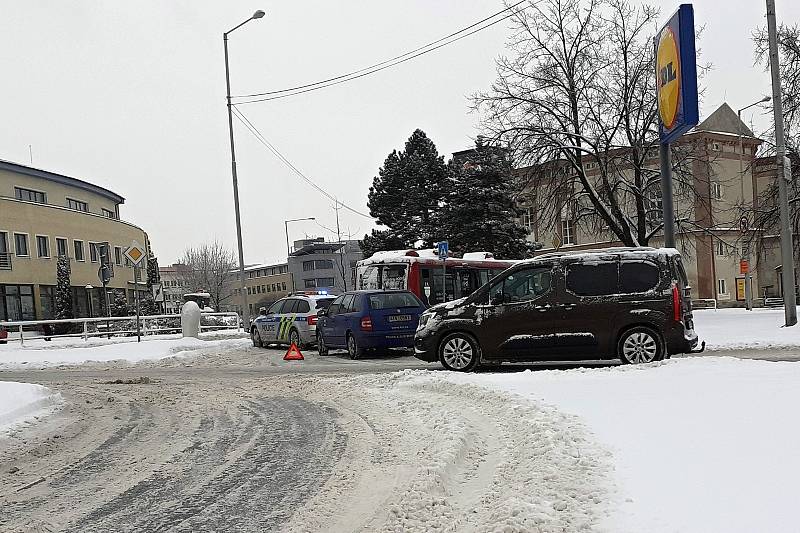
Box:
566 262 618 296
295 300 311 313
619 261 659 293
368 292 421 310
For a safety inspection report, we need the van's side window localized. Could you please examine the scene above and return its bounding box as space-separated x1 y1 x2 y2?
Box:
566 262 618 296
490 267 552 304
619 261 659 293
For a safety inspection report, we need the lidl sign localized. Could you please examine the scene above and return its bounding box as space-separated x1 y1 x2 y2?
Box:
655 4 699 144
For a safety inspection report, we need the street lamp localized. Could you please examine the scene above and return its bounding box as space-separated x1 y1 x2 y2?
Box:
737 95 771 311
85 284 94 318
224 9 265 327
285 217 315 292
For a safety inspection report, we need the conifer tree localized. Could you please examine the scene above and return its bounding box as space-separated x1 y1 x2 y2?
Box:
442 139 530 258
367 129 451 248
54 255 73 333
359 230 409 259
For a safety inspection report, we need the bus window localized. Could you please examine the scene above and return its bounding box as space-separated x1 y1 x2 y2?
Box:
381 265 407 290
359 266 380 290
478 269 490 287
422 267 458 305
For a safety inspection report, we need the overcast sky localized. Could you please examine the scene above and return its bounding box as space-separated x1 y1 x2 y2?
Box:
3 1 799 265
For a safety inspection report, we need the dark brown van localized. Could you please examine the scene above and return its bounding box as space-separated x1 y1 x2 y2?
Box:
413 247 703 371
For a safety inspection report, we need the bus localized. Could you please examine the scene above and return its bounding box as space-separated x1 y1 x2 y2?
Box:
355 250 517 306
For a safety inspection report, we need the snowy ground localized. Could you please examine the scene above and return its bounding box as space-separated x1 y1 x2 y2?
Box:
0 334 250 369
693 307 800 350
0 381 62 436
429 356 800 533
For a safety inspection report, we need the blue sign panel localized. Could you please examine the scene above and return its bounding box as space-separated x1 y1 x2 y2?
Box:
655 4 699 144
437 240 449 260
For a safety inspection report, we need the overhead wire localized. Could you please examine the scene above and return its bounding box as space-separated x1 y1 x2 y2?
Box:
231 105 373 219
231 0 530 104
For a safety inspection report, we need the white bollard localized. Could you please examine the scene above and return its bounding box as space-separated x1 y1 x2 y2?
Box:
181 301 201 338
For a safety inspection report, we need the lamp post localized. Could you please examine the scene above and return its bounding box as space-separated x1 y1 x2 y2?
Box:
285 217 315 293
737 96 771 311
224 9 265 328
766 0 798 326
85 284 94 319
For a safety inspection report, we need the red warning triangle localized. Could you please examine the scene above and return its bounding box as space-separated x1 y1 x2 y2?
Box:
283 342 304 361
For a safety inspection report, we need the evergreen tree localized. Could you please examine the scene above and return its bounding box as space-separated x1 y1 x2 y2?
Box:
139 251 161 315
359 229 409 258
442 139 530 259
55 255 73 333
109 290 131 317
367 129 451 247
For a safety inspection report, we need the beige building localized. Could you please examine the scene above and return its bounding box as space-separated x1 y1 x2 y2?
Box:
158 264 190 315
515 103 792 306
0 159 152 320
222 262 292 317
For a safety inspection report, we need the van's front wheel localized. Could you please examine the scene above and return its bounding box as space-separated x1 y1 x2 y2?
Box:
439 332 480 372
618 327 663 364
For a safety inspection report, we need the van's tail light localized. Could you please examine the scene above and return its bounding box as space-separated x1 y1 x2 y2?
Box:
307 314 318 326
672 284 682 322
360 316 373 331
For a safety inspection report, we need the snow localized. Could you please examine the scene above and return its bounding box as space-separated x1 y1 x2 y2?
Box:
0 381 62 435
694 307 800 350
430 356 800 533
0 334 250 369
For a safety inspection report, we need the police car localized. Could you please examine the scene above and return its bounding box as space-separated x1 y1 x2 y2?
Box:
250 292 336 348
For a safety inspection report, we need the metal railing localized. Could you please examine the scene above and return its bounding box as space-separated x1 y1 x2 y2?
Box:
0 312 241 346
0 252 11 270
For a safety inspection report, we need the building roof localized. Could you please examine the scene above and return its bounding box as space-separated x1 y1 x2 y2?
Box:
290 240 350 257
0 159 125 204
695 103 755 137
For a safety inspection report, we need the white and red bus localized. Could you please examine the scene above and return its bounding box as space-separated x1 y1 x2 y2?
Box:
355 250 517 306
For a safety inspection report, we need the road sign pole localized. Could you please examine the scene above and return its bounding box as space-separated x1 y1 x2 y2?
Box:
134 265 141 342
766 0 797 326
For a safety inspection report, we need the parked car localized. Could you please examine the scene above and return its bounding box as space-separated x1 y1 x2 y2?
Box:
250 293 335 348
316 290 427 359
414 247 703 371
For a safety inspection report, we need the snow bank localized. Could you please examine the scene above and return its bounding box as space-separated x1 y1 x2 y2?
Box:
0 381 62 434
0 336 250 369
433 357 800 533
694 307 800 350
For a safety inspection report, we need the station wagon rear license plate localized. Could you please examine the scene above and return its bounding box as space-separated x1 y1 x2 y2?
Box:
388 314 412 322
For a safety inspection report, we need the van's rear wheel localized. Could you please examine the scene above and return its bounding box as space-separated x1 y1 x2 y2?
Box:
618 327 663 364
439 332 480 372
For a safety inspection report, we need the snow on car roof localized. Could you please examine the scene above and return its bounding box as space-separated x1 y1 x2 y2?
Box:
526 247 679 264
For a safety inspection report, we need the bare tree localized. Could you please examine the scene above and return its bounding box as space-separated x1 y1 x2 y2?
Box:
752 24 800 263
178 241 236 311
475 0 715 248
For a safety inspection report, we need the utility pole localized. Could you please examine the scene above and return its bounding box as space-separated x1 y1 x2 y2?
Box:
766 0 798 326
223 10 265 328
334 200 348 291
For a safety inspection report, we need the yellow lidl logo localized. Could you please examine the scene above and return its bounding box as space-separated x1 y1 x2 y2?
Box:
657 27 680 129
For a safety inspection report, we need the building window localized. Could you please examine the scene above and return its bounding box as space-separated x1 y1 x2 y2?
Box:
89 242 99 262
282 282 287 291
102 208 115 219
261 285 266 293
74 240 85 261
712 142 721 151
271 283 277 292
716 240 725 256
304 279 317 288
316 277 335 287
36 235 50 258
247 287 252 295
67 198 89 212
56 238 68 257
15 187 46 203
303 260 315 271
711 182 722 199
14 233 29 256
114 246 122 265
561 220 576 245
717 278 727 295
522 207 533 231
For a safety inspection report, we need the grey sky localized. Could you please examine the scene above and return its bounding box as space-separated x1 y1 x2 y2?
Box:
2 1 799 265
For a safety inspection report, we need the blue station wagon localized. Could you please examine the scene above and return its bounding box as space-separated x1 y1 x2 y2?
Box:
316 290 427 359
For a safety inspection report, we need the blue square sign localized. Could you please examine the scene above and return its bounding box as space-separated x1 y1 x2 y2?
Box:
437 241 449 260
655 4 699 144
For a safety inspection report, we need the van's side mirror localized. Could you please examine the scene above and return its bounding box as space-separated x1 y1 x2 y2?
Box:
490 293 505 306
317 309 327 317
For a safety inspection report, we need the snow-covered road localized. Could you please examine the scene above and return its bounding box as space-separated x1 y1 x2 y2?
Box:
0 381 62 436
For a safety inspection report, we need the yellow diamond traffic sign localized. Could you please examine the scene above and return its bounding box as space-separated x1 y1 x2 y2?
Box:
124 240 146 266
